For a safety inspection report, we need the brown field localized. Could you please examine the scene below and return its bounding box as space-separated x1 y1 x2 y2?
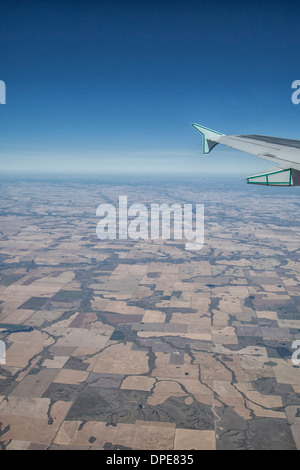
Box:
0 177 299 450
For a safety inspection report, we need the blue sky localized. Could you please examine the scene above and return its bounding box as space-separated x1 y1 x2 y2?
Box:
1 0 300 176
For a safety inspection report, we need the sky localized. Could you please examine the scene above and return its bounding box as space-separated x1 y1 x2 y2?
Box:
1 0 300 176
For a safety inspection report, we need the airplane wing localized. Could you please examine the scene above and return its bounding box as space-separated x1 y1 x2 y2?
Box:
191 123 300 186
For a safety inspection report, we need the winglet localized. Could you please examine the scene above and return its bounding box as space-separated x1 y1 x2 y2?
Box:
191 123 225 154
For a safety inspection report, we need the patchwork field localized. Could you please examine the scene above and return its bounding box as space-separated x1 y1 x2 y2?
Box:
0 176 299 450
